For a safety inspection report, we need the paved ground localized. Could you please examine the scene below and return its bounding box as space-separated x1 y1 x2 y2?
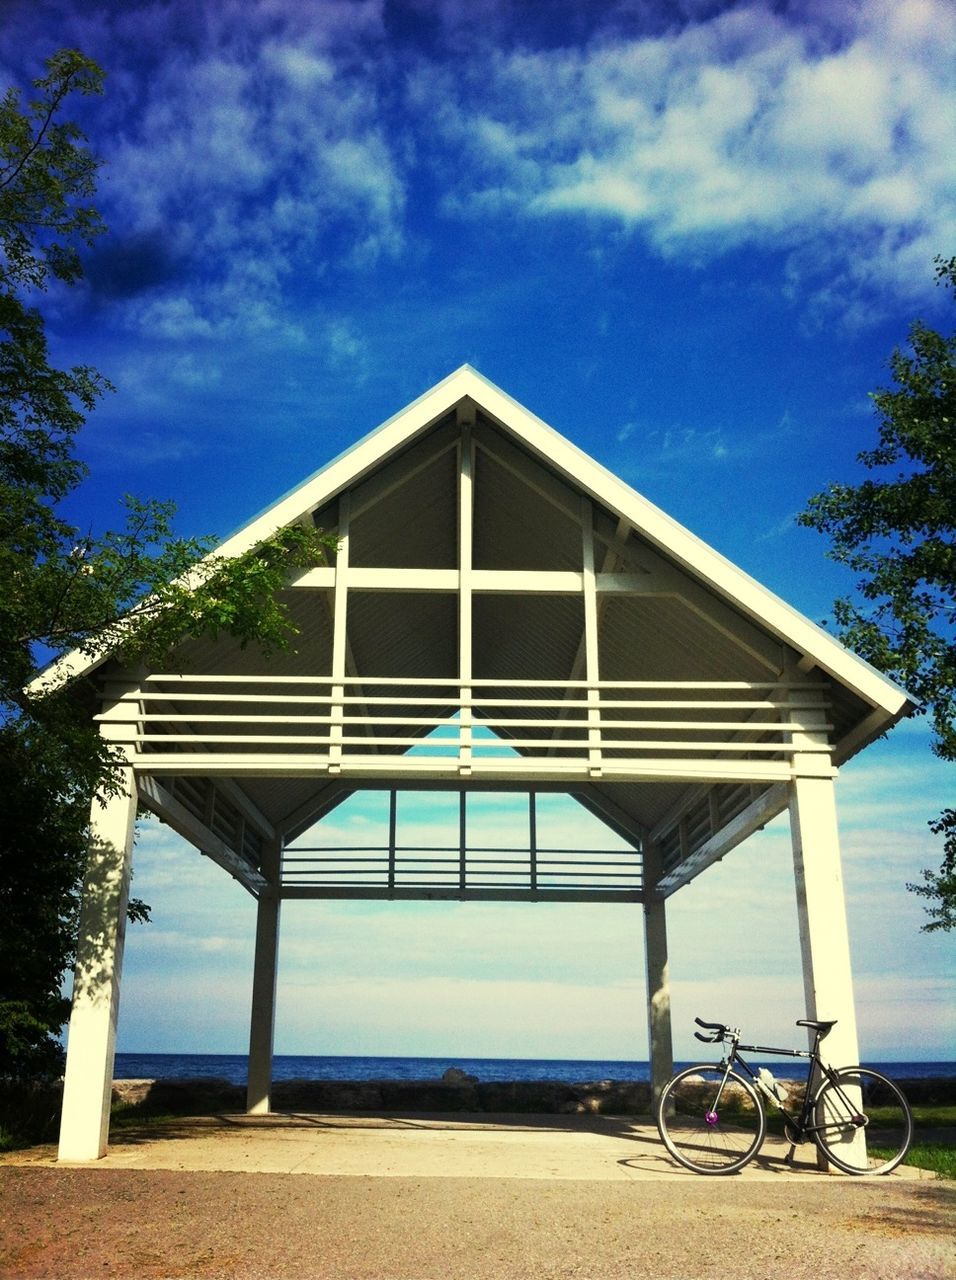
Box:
41 1111 936 1181
1 1114 952 1279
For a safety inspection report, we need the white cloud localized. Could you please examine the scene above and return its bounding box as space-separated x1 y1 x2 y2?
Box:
86 0 404 338
417 0 956 310
12 0 949 343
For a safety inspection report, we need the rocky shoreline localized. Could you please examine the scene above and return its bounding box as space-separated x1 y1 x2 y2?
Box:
110 1071 956 1117
112 1074 654 1115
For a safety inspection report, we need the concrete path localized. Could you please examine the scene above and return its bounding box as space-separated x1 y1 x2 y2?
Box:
49 1111 931 1181
3 1115 951 1279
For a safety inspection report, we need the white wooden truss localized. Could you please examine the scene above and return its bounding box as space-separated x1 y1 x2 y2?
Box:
58 367 911 903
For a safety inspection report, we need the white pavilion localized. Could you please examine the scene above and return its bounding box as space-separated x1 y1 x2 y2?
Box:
49 366 914 1161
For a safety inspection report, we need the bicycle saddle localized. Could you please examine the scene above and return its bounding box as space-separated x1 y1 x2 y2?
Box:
796 1018 837 1033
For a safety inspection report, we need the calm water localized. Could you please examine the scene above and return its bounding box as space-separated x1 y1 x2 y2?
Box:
113 1052 956 1086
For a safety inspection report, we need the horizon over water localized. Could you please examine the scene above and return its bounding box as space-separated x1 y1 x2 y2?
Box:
114 1052 956 1086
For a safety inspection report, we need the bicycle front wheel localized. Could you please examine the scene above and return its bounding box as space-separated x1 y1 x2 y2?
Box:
657 1066 766 1174
813 1068 913 1175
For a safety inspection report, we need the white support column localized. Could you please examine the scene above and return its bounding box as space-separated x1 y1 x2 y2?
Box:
58 765 137 1162
246 901 281 1114
643 842 674 1106
789 773 860 1070
247 838 282 1114
788 695 860 1072
790 773 865 1171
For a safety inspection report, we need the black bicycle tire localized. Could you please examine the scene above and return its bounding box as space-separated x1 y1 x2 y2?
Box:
813 1067 913 1175
656 1064 766 1174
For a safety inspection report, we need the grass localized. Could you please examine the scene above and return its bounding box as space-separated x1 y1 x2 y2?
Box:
912 1104 956 1128
899 1143 956 1179
760 1101 955 1178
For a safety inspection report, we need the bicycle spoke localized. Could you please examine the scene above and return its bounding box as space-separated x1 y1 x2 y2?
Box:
657 1067 765 1174
813 1068 913 1175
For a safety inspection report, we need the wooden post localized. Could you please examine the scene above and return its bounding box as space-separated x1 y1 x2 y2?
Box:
329 493 350 773
643 842 673 1106
789 773 861 1069
458 414 474 776
247 837 282 1114
58 764 137 1161
246 893 281 1115
789 694 863 1169
788 695 860 1071
581 497 602 777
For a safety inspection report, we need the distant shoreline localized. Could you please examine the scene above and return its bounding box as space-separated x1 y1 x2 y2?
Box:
113 1051 956 1088
110 1069 956 1116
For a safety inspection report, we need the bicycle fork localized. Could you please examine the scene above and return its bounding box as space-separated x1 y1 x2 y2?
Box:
705 1060 738 1127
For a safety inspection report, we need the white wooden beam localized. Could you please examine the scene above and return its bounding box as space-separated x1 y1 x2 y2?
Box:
133 754 801 783
280 886 644 902
279 781 352 844
474 424 582 525
582 496 602 778
572 789 648 850
472 570 663 593
329 493 350 774
655 782 790 895
348 421 460 522
458 419 474 776
287 567 662 593
137 776 266 893
214 777 276 845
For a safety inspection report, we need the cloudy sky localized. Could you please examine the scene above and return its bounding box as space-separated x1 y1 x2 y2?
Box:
3 0 953 1062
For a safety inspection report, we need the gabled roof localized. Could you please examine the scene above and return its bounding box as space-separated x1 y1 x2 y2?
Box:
42 363 913 732
40 364 919 898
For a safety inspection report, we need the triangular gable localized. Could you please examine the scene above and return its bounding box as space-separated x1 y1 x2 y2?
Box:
38 364 913 743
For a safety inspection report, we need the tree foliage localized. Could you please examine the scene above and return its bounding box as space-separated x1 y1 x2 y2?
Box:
0 52 331 1080
799 257 955 931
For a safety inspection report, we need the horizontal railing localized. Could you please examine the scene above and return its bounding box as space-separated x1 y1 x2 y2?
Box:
281 844 642 896
99 674 832 779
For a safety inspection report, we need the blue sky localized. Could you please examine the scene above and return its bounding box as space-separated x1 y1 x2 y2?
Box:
3 0 953 1061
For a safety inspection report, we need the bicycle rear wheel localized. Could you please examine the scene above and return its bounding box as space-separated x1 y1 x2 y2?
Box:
813 1068 913 1175
657 1066 766 1174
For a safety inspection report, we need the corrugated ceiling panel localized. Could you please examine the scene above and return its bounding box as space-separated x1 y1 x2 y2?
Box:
599 594 770 684
350 447 458 568
473 448 582 571
474 594 584 683
164 589 334 678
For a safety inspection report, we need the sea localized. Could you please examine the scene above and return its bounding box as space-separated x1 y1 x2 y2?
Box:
113 1052 956 1086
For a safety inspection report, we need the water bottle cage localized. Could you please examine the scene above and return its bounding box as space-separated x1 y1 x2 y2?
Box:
756 1068 788 1104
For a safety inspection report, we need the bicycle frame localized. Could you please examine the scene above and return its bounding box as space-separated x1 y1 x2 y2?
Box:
657 1017 911 1176
714 1030 865 1148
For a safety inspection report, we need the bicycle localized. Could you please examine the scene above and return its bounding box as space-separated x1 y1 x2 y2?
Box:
656 1017 913 1176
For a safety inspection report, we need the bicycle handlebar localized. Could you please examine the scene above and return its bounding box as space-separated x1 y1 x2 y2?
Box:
694 1016 728 1042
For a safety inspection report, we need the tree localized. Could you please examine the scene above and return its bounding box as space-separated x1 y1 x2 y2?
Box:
0 52 330 1082
799 257 955 932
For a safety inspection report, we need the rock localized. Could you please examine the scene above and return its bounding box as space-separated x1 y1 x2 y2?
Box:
442 1067 479 1085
